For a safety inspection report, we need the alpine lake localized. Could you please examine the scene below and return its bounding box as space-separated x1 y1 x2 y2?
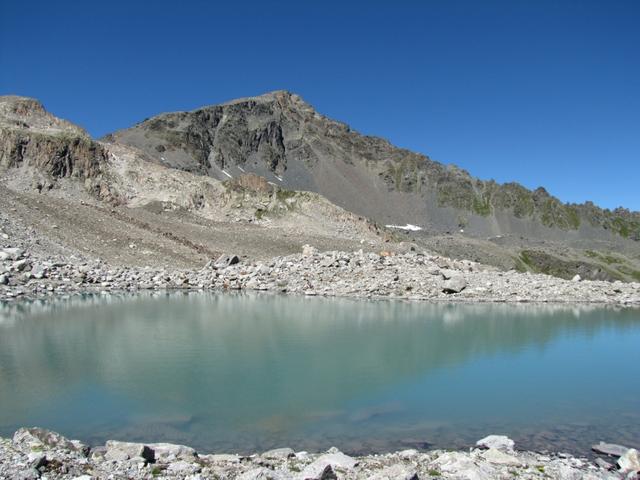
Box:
1 293 638 456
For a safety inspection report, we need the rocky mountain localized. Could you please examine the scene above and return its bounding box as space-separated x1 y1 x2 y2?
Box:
0 95 389 270
1 93 639 281
108 91 640 243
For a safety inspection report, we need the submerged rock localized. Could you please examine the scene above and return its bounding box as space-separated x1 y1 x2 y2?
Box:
592 441 630 457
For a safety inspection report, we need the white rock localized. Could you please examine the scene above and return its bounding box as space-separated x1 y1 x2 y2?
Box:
481 447 522 466
434 452 493 480
572 274 582 282
367 464 418 480
262 447 295 459
148 442 196 462
302 245 319 257
298 462 336 480
166 460 201 474
238 467 290 480
313 451 357 470
200 453 241 463
476 434 515 451
618 448 640 473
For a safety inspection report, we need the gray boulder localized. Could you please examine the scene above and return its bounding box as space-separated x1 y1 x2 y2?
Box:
214 254 240 268
148 442 197 463
1 247 24 260
442 275 467 294
104 440 154 463
298 463 336 480
12 427 85 453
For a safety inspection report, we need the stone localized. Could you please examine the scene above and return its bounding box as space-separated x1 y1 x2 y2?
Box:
2 248 24 260
12 259 29 271
313 451 357 470
481 447 522 466
166 460 201 475
592 441 630 457
104 440 154 463
0 274 7 285
13 427 85 452
434 452 493 480
298 463 337 480
27 453 47 469
148 442 197 462
442 275 466 294
572 274 582 282
238 467 289 480
302 245 319 257
201 453 241 463
367 464 418 480
594 458 614 470
262 447 296 459
476 435 515 451
397 449 419 459
617 448 640 473
13 468 40 480
214 254 240 268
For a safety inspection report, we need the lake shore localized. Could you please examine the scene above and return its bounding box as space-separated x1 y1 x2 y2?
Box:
1 427 637 480
2 246 640 305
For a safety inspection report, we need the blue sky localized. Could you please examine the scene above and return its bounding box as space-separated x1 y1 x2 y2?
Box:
1 0 639 210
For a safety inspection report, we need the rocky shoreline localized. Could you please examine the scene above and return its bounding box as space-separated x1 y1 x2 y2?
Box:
2 244 640 305
1 428 638 480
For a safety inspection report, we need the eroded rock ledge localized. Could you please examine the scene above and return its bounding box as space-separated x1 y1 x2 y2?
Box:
2 428 638 480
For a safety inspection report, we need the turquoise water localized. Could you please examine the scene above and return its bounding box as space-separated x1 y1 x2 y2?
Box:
0 293 638 455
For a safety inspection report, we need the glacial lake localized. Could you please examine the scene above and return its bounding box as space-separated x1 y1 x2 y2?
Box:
0 293 639 456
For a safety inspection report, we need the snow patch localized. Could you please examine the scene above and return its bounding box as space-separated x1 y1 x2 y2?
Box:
385 224 423 232
221 170 233 179
237 166 245 172
274 175 283 182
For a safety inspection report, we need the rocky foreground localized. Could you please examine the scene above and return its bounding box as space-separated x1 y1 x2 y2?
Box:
1 241 640 304
1 428 638 480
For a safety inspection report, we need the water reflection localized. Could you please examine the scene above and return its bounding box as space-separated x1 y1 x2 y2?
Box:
0 293 639 454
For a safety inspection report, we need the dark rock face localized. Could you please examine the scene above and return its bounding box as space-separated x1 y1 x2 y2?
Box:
109 91 640 242
0 129 107 180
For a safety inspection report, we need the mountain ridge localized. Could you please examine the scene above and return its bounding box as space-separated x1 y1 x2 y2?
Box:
2 92 640 282
106 90 640 241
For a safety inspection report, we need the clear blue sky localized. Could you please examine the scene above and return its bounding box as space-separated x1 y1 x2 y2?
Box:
1 0 639 210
